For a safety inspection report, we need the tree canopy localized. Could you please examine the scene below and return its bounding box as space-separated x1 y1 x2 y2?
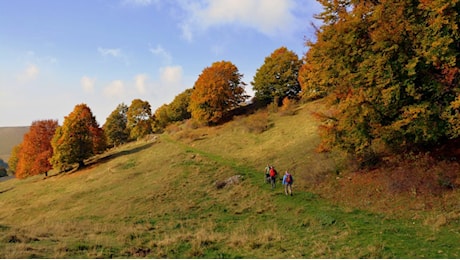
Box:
8 144 21 175
50 104 106 170
127 99 153 140
189 61 247 125
252 46 302 105
302 0 460 161
14 120 58 179
153 88 192 131
168 88 192 122
103 103 129 147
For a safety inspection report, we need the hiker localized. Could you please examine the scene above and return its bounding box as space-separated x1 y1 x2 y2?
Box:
269 166 278 189
282 170 294 196
264 164 271 183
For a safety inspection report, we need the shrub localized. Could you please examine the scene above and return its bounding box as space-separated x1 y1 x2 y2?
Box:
279 97 296 116
242 111 270 134
0 167 7 177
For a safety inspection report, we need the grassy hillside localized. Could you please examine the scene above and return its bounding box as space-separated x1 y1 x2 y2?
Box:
0 126 29 163
0 100 458 258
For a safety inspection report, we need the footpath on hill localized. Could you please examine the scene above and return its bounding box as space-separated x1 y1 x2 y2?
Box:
161 133 460 259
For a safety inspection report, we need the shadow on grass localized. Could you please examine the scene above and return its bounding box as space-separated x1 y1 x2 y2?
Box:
85 142 154 168
0 187 14 194
49 142 155 177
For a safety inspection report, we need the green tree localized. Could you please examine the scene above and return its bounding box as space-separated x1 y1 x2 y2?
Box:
305 0 460 161
153 88 193 131
168 88 192 122
103 103 129 147
50 104 106 171
0 167 6 177
153 104 171 131
189 61 247 125
0 159 7 177
127 99 153 140
252 47 302 105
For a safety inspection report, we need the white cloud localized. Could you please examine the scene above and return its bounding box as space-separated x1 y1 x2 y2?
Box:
160 66 183 86
17 63 39 82
211 44 225 56
148 45 172 64
177 0 297 41
98 47 122 57
104 80 125 98
179 23 193 42
81 76 96 93
134 74 148 94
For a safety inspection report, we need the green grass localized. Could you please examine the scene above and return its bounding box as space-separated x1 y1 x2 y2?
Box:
0 100 459 258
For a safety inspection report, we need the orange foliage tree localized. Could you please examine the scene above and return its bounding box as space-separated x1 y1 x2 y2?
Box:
302 0 460 162
189 61 247 125
14 120 59 179
50 104 106 171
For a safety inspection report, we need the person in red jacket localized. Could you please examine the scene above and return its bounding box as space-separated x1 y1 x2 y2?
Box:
269 166 278 190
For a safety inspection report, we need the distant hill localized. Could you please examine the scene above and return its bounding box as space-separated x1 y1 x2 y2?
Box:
0 126 29 164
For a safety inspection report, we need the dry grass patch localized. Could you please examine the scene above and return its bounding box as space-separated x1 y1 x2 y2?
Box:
228 221 283 250
233 110 271 134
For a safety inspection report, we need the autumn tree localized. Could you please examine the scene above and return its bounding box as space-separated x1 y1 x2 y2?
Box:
7 144 21 175
14 120 59 179
298 47 330 101
103 103 129 147
127 99 153 140
50 104 106 171
252 47 302 105
304 0 460 161
189 61 247 125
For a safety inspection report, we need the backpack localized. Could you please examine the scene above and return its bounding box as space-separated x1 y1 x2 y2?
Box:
269 168 276 177
286 174 292 184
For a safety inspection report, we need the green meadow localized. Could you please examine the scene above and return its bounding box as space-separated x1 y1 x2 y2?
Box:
0 100 458 258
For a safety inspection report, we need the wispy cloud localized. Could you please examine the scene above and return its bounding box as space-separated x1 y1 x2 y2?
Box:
148 45 172 64
179 22 193 42
98 47 131 66
134 74 148 94
104 80 125 98
81 76 96 93
160 65 183 86
25 50 59 65
17 63 39 83
122 0 158 6
176 0 298 41
98 47 122 57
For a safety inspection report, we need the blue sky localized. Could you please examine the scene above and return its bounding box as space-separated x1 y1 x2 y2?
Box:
0 0 322 127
